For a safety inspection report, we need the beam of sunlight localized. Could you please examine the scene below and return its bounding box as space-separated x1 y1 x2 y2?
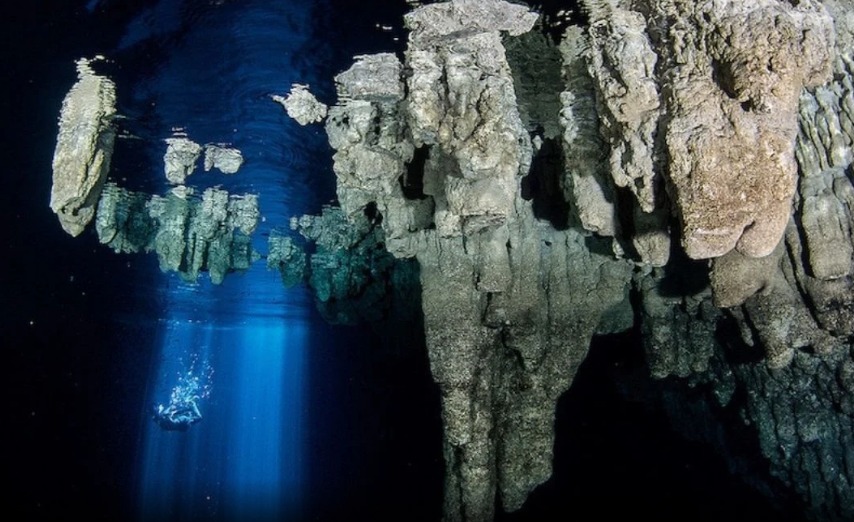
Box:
137 302 306 521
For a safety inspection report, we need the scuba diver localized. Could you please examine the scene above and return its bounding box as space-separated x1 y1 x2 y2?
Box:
153 396 202 432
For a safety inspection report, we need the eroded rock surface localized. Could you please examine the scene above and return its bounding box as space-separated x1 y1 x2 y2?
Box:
163 137 203 185
585 0 834 260
306 0 853 520
96 183 260 284
272 83 328 125
51 1 854 521
203 144 243 174
50 57 117 236
309 1 632 519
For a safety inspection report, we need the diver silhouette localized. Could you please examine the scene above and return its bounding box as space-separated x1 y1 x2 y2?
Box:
153 396 202 432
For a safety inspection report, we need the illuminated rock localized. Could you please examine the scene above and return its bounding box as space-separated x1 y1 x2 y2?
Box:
50 57 117 237
203 144 243 175
273 83 328 125
163 137 203 185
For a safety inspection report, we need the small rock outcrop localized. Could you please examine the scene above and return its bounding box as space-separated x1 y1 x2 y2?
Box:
203 144 243 174
163 136 203 185
272 83 328 125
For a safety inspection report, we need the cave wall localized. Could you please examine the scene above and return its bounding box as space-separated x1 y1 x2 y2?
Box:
317 1 854 521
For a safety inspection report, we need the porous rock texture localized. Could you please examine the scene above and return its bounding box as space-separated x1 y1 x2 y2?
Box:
163 136 203 185
321 1 633 519
96 182 260 284
272 83 328 126
304 0 854 520
602 1 854 520
203 144 243 175
585 0 834 260
50 57 117 237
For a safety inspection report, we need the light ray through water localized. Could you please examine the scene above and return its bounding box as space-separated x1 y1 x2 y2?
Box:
128 0 323 519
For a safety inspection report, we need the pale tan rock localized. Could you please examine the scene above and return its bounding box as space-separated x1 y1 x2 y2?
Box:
405 10 533 235
163 137 202 184
50 57 117 236
559 26 618 237
586 4 660 212
660 0 834 259
272 83 327 125
583 0 834 260
710 238 784 308
203 144 243 174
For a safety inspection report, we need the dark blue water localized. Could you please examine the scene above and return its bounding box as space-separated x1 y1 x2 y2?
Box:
113 2 441 521
3 1 440 521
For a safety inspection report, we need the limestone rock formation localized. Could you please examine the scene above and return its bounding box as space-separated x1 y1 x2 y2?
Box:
557 25 617 238
95 182 156 254
163 137 203 185
585 0 834 260
50 57 117 237
585 3 660 214
318 1 632 518
307 0 853 520
267 232 306 288
272 84 328 125
324 53 429 258
405 2 536 237
631 1 854 518
203 144 243 175
293 206 400 324
95 183 260 284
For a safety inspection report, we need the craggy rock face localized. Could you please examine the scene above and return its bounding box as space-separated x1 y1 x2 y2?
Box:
665 1 833 259
586 0 834 260
404 2 536 236
50 57 117 237
307 0 850 520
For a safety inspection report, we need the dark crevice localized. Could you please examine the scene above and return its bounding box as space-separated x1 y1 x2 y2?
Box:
499 327 801 522
520 136 570 230
527 0 587 44
401 145 429 200
710 58 751 112
364 201 382 225
657 235 711 297
717 311 767 366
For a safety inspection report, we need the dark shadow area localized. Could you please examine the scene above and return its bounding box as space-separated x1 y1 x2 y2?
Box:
521 136 570 230
657 239 712 297
499 329 803 522
2 2 169 520
401 145 429 200
307 261 444 522
527 0 587 44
